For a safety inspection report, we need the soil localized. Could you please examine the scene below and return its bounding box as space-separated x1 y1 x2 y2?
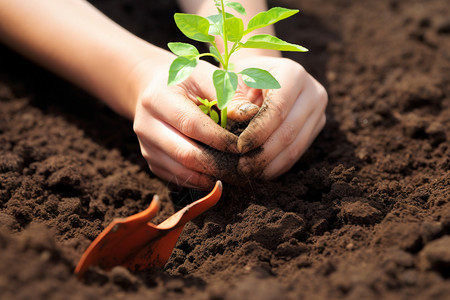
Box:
1 0 449 299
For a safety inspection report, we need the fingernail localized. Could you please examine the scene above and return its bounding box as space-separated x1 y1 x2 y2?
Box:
237 137 253 154
227 140 239 154
239 103 259 115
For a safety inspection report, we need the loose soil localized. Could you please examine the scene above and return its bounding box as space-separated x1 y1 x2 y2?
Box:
1 0 449 299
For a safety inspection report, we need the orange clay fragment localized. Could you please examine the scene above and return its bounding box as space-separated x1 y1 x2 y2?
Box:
75 181 222 278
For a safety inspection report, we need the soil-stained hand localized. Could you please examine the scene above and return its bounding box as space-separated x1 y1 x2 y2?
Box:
133 60 240 190
235 56 328 179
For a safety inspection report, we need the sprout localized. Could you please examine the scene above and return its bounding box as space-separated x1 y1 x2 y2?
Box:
168 0 308 128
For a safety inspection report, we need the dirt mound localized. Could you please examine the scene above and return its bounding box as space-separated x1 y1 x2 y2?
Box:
0 0 449 299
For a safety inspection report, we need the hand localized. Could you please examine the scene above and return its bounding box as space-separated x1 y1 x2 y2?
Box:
133 59 242 190
234 56 328 179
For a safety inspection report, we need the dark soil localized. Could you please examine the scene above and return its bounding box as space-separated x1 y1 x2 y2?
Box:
1 0 449 299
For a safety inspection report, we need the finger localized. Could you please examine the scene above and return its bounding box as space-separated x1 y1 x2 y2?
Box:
237 80 327 177
237 65 308 154
135 115 220 177
143 145 216 190
227 80 262 122
263 114 326 179
227 97 260 123
143 86 239 153
238 109 324 179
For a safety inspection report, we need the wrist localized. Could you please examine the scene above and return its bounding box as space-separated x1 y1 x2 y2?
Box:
120 41 176 120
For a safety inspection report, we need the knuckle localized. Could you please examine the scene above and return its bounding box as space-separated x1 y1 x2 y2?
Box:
285 59 306 78
133 119 145 137
133 122 141 136
270 97 286 121
286 143 302 163
140 91 158 112
278 121 297 146
174 146 193 167
318 85 329 109
139 147 156 169
176 111 197 137
173 146 206 173
320 114 327 129
281 57 305 73
293 62 306 76
139 148 150 162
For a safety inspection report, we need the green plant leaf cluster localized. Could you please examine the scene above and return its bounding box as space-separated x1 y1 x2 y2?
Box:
197 96 219 124
168 0 308 127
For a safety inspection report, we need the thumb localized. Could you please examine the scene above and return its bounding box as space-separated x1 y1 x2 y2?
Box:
227 89 260 122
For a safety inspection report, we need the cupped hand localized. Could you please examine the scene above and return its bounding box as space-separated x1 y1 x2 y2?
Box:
133 59 241 190
233 56 328 179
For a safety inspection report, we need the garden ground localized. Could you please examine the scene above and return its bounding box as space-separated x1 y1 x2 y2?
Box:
0 0 449 299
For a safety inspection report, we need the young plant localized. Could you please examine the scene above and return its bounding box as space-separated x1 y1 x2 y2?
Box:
197 96 219 124
167 0 308 128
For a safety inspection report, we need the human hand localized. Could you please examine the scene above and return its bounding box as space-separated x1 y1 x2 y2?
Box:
133 59 246 190
234 56 328 179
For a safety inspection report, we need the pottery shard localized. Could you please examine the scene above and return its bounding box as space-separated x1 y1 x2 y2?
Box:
340 198 383 225
419 236 450 277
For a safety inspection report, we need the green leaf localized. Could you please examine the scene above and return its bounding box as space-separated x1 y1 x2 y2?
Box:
168 42 199 57
207 14 223 36
207 12 236 36
174 13 214 42
196 96 208 106
213 70 238 109
209 46 222 63
199 105 209 114
226 2 246 15
245 7 298 34
240 68 281 89
242 34 308 52
210 110 220 124
167 56 198 86
225 17 244 42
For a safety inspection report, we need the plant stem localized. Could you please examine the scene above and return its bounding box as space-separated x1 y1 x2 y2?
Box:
221 106 227 128
219 0 230 129
198 52 220 61
220 0 229 70
210 41 225 66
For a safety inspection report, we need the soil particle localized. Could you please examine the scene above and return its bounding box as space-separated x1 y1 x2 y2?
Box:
340 197 383 225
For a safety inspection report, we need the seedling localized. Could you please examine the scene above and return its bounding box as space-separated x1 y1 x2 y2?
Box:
167 0 308 128
197 96 220 124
